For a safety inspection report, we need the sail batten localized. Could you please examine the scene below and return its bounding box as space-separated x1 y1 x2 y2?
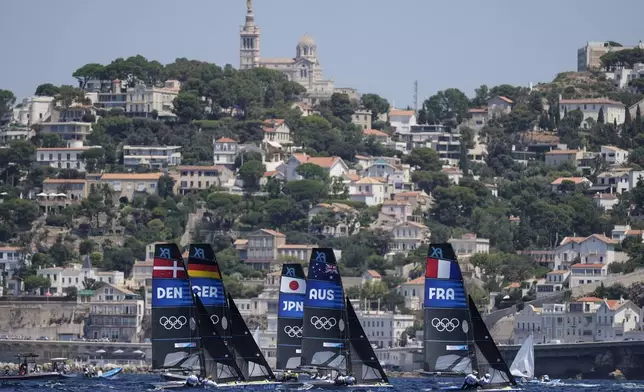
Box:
277 263 307 370
151 244 201 373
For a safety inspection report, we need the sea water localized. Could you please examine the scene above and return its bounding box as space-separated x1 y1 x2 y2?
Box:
0 375 636 391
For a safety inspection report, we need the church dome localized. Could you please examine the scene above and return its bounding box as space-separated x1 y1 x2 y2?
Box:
298 34 315 46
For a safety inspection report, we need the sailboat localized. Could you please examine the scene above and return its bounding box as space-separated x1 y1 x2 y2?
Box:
187 243 277 386
421 243 520 391
151 243 203 381
300 247 392 388
276 263 307 373
509 334 534 381
510 335 560 385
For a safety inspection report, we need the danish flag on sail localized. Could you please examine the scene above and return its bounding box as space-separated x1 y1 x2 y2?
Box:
153 258 187 279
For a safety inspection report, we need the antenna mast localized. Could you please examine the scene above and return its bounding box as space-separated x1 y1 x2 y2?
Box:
413 80 419 113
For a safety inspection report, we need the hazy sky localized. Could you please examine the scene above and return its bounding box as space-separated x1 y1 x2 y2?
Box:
2 0 644 106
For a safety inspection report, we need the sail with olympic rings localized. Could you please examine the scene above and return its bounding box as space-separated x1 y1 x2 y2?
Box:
300 248 348 374
422 243 477 376
151 243 202 372
276 263 307 370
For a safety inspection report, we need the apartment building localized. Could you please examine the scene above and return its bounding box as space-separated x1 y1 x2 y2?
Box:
448 233 491 255
355 310 415 348
560 98 625 128
38 122 92 141
85 79 180 119
37 258 124 294
36 141 100 171
98 172 163 200
0 246 25 276
122 145 182 169
213 137 239 168
352 110 372 130
85 284 145 342
177 165 234 194
308 203 360 237
235 229 317 270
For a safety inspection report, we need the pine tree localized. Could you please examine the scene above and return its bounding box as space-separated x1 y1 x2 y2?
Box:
636 105 642 133
597 106 605 123
625 106 632 127
564 106 568 117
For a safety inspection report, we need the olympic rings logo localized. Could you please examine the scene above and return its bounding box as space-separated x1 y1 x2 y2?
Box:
431 318 460 332
210 314 219 325
160 316 187 330
284 325 303 338
310 316 337 330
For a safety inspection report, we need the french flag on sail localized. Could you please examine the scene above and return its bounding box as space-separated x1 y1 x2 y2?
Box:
425 257 462 280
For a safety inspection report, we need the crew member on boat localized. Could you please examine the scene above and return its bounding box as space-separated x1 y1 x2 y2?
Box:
186 374 200 387
462 370 479 389
478 373 491 387
541 375 550 383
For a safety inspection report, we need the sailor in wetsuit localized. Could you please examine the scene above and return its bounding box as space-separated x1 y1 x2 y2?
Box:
345 374 356 385
462 370 479 390
478 373 491 388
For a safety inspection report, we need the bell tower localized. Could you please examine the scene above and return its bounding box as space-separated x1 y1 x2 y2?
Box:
240 0 260 69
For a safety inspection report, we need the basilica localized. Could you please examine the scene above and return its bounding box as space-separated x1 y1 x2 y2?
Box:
239 0 335 104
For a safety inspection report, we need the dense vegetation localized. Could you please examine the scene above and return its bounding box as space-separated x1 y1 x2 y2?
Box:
2 54 644 303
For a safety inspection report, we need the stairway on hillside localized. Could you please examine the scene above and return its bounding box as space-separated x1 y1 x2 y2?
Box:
180 208 206 247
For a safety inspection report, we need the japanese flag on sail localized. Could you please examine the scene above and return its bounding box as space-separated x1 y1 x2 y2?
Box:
425 257 462 280
280 276 306 294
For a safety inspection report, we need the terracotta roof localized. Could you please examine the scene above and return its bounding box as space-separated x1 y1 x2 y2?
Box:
506 282 521 289
178 165 225 171
355 178 384 185
0 246 21 252
560 98 624 106
366 270 382 278
571 263 605 268
263 171 278 177
545 149 581 155
395 191 421 197
363 129 388 137
234 239 248 245
497 96 513 104
259 229 285 237
547 270 569 275
605 299 621 310
625 229 644 235
292 153 342 169
344 173 360 181
43 178 86 184
215 137 236 143
389 109 415 117
560 236 586 245
396 221 428 229
100 173 163 181
576 296 604 302
382 199 411 206
405 277 425 285
550 177 589 185
354 155 371 160
264 119 286 126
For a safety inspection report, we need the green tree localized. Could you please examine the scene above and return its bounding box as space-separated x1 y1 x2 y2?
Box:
79 148 106 172
38 133 65 148
239 160 266 192
329 93 355 122
35 83 60 97
422 88 470 124
72 63 105 89
173 92 204 122
0 90 15 118
360 93 390 118
24 276 51 293
157 175 175 198
295 163 328 181
54 85 88 108
597 106 605 123
403 148 442 171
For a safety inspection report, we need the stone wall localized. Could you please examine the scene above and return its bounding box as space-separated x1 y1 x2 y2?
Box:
0 301 88 339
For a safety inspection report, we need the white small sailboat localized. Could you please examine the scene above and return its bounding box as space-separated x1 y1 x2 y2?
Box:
510 334 534 380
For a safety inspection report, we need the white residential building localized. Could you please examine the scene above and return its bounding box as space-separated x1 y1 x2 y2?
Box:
399 125 461 165
560 98 626 128
262 119 292 146
536 270 570 299
389 109 417 135
308 203 360 237
390 221 430 255
213 137 239 168
611 225 644 242
277 153 348 182
36 141 100 171
38 122 92 141
9 96 55 126
556 234 619 268
85 79 180 119
396 277 424 311
380 200 414 222
86 284 144 342
122 145 181 169
37 258 125 295
594 298 641 342
348 178 387 206
600 145 628 165
0 125 34 145
593 193 619 211
355 310 415 348
448 233 490 255
544 149 583 167
0 246 26 276
595 168 644 194
550 177 592 193
569 263 608 288
131 260 153 314
487 96 513 118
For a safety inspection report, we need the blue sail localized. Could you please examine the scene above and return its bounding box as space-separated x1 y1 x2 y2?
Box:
301 248 347 372
277 263 307 370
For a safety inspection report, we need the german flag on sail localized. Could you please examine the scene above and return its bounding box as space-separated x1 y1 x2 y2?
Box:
188 262 221 279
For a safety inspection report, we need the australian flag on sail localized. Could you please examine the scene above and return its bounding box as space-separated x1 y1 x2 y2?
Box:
305 248 344 309
424 244 467 309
